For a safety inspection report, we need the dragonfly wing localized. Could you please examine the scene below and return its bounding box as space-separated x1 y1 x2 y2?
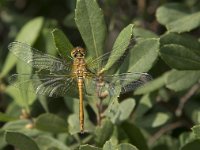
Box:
86 37 137 73
8 74 75 97
103 72 152 95
8 42 71 73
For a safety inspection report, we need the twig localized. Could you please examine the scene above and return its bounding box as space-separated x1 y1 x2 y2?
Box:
175 83 200 117
148 121 184 145
96 98 103 126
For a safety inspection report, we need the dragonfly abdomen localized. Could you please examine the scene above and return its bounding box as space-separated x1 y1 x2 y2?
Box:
77 77 84 133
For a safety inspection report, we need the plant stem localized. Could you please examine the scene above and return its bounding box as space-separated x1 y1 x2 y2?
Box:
148 120 184 145
175 82 200 117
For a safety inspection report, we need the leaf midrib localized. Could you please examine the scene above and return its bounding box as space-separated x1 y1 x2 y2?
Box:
84 0 98 58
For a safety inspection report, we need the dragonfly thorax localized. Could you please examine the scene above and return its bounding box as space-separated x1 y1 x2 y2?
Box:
71 47 85 58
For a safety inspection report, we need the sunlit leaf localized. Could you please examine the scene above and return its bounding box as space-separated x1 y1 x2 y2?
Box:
156 3 200 33
5 85 36 107
1 17 44 78
103 24 134 72
192 124 200 138
167 12 200 33
136 112 171 128
126 38 159 73
156 3 189 26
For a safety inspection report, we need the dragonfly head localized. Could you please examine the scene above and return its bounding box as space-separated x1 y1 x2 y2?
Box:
71 47 85 58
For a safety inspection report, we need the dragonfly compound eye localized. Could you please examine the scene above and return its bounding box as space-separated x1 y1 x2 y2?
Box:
71 47 85 58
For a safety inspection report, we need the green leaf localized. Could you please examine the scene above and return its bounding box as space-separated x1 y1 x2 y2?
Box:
5 85 36 107
38 96 49 113
68 114 81 134
35 113 67 133
133 27 158 39
166 70 200 91
156 3 189 26
106 98 135 124
134 93 155 117
121 122 149 150
3 120 45 138
160 44 200 70
16 17 44 43
104 97 120 123
156 3 200 33
0 17 44 78
4 17 44 108
0 112 17 122
126 38 159 73
134 71 170 95
40 27 57 56
35 135 70 150
167 12 200 33
151 113 170 127
160 33 200 56
16 62 37 110
136 112 171 128
95 119 114 147
192 124 200 138
0 130 7 149
117 143 139 150
103 140 117 150
102 24 134 72
75 0 106 58
5 131 39 150
117 98 135 122
181 140 200 150
103 141 138 150
3 120 30 131
184 101 200 125
79 144 102 150
179 132 196 148
64 12 76 28
5 101 21 118
52 28 74 61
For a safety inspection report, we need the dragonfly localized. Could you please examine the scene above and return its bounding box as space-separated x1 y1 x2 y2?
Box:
8 39 152 133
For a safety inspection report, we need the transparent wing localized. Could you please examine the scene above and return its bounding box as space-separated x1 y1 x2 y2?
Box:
104 72 152 94
8 41 72 73
8 74 76 97
86 37 137 73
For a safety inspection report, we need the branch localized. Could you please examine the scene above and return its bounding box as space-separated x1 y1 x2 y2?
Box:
148 121 184 145
175 82 200 117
